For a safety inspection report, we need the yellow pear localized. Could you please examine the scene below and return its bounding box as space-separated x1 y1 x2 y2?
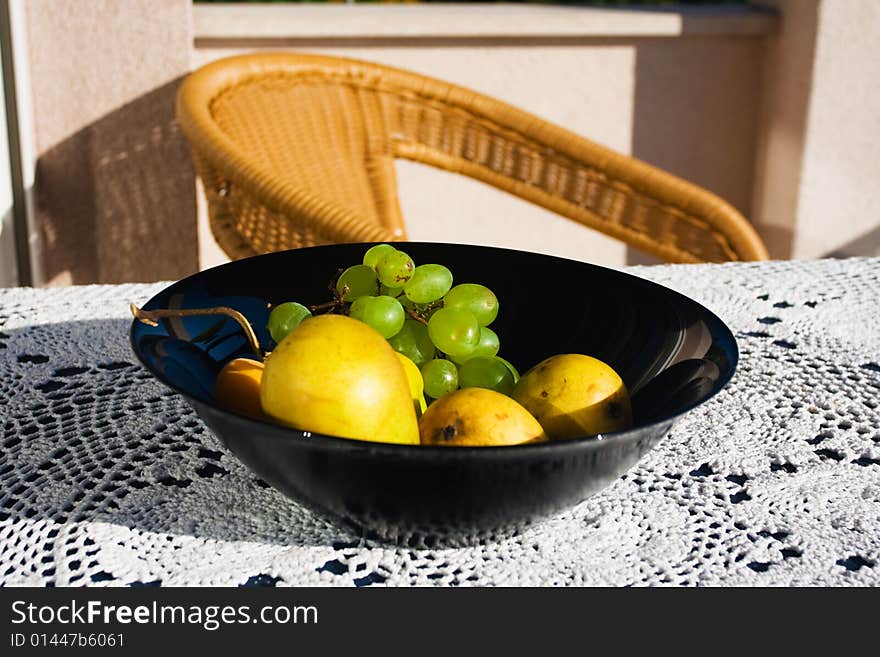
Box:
395 352 428 417
512 354 632 439
260 314 419 445
418 388 547 447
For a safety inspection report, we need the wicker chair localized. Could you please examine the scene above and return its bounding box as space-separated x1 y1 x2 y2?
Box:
176 52 768 263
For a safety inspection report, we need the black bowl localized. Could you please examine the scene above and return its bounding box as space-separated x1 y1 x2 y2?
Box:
130 242 737 546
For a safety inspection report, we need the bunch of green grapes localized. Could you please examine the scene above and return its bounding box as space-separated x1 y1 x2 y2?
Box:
266 244 519 403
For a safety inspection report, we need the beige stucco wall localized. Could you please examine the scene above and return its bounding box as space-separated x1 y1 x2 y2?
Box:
794 0 880 258
751 0 880 259
22 0 197 285
749 0 817 258
192 5 772 269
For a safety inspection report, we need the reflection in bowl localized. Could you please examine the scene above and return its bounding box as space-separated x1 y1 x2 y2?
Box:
130 243 737 546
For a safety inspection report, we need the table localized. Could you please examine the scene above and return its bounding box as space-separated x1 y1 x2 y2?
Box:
1 257 878 586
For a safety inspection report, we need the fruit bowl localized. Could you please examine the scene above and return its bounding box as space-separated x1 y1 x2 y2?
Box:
130 242 738 546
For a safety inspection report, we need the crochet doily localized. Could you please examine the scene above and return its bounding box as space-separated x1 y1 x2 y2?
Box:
1 258 878 586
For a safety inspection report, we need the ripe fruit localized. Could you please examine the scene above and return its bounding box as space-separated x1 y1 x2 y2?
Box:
427 307 480 359
418 388 547 447
349 295 405 338
363 243 396 270
451 326 499 364
458 356 516 395
267 302 312 344
336 264 378 301
443 284 499 327
376 249 415 287
420 358 459 400
387 319 435 366
214 357 265 420
258 244 518 437
260 314 419 445
496 356 520 383
396 352 427 416
404 264 453 304
512 354 632 439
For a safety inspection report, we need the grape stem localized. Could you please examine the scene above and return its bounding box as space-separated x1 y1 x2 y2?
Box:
404 299 443 326
309 270 348 315
405 309 428 326
129 304 265 359
309 299 345 313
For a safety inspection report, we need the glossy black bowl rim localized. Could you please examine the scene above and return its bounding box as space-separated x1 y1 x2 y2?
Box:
130 241 738 455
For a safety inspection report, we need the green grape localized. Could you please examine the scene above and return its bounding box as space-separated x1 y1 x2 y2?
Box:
363 243 396 270
443 283 499 327
403 264 453 304
268 302 312 344
496 356 520 384
427 308 480 358
388 319 435 366
410 320 436 361
376 249 415 287
452 326 500 364
379 283 404 298
349 295 405 339
458 356 516 395
336 264 378 301
477 326 500 357
420 358 459 399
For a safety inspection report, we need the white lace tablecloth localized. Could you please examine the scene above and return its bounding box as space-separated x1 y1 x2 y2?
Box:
1 258 878 587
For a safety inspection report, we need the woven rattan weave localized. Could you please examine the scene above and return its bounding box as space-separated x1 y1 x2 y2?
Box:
177 53 768 263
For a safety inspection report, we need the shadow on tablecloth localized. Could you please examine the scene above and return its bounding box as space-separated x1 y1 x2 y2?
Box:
1 319 347 556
